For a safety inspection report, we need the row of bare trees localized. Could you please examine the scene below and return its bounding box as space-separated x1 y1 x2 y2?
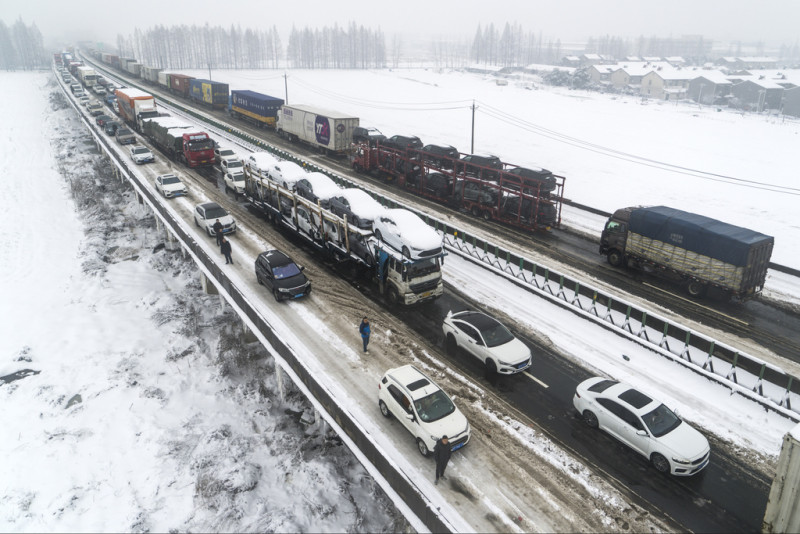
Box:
285 23 385 68
470 23 563 67
116 24 282 70
0 18 47 70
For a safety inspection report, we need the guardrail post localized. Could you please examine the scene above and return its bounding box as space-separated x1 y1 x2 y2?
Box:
637 312 650 341
702 342 716 373
727 352 739 384
680 331 693 362
570 282 583 308
556 275 567 300
542 268 554 295
622 306 633 333
588 291 600 315
602 297 614 323
780 377 793 409
658 323 671 351
754 364 766 396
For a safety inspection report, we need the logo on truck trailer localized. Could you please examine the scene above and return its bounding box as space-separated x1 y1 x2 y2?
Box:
315 116 330 145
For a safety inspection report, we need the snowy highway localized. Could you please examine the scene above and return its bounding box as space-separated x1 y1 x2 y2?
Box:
71 65 796 531
2 67 798 532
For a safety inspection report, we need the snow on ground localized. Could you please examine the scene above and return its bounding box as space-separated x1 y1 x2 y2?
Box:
182 67 800 270
0 73 401 532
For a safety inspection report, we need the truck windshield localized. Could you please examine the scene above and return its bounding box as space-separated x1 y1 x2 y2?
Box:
406 258 440 278
188 139 214 151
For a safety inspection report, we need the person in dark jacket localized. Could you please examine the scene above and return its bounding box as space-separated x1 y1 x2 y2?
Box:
434 435 451 485
212 219 224 246
359 317 371 353
220 236 233 264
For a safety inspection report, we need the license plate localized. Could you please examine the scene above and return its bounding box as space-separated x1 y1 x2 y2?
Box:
452 442 465 452
421 291 432 298
293 293 304 299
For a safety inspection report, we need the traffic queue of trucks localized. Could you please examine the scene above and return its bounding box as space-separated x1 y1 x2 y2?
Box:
141 117 216 168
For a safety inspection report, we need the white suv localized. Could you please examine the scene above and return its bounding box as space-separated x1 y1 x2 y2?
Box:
442 310 532 374
378 365 470 457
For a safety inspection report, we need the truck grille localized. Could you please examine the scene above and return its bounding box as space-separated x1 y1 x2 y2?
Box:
410 279 439 293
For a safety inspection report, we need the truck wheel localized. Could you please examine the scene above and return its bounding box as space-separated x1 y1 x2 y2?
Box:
387 286 401 306
607 250 623 267
686 281 706 298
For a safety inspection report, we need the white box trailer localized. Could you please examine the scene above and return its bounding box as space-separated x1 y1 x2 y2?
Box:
141 66 162 84
276 104 358 155
76 66 97 87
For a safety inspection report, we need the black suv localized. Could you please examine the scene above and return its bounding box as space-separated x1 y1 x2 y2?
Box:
504 166 557 194
382 135 423 151
255 250 311 302
421 144 459 169
352 126 386 146
459 154 503 180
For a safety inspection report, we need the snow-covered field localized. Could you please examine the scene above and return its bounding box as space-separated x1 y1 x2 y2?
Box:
180 67 800 269
3 65 800 532
0 73 401 532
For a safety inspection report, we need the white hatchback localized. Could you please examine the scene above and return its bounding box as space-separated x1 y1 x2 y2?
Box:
378 365 470 457
573 377 710 476
442 310 532 374
373 208 443 259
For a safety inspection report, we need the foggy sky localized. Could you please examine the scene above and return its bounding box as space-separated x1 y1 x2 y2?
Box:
2 0 798 50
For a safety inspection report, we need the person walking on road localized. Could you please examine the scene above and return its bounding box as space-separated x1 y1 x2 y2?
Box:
220 236 233 264
359 317 371 353
212 219 224 246
434 435 452 485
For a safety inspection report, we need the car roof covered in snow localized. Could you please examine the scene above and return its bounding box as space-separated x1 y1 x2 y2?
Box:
300 172 341 199
382 208 442 249
336 188 385 220
247 152 279 171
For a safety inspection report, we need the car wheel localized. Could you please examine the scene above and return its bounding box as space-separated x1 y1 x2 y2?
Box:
651 453 670 474
256 274 263 286
402 246 410 258
607 250 623 267
207 227 212 237
273 288 281 302
485 359 498 374
379 400 391 418
482 210 492 221
445 334 457 354
471 206 481 218
582 410 599 428
374 229 383 242
194 217 199 227
416 438 429 457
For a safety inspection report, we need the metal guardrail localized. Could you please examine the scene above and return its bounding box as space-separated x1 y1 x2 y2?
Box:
58 74 455 534
87 59 800 421
443 232 800 422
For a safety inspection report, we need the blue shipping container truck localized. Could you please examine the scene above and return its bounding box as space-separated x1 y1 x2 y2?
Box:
188 79 230 109
230 90 285 128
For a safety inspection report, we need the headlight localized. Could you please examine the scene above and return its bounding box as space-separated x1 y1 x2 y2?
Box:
430 435 438 442
672 457 691 464
498 359 514 366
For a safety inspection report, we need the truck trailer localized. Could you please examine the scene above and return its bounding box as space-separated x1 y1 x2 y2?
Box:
189 79 229 109
141 117 215 168
141 66 162 84
230 90 284 128
276 104 358 155
115 88 158 132
167 73 194 97
243 166 443 305
600 205 774 299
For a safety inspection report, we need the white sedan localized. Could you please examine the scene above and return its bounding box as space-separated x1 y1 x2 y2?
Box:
378 364 470 457
224 170 246 195
442 310 532 374
154 174 187 198
573 377 710 476
372 208 442 259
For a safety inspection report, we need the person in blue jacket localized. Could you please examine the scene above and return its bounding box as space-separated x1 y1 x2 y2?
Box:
359 317 371 353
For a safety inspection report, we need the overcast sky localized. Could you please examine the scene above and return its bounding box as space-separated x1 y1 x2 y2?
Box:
2 0 798 50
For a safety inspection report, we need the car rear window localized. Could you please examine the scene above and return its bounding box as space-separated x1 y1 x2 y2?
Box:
618 388 653 409
588 379 618 393
406 378 430 391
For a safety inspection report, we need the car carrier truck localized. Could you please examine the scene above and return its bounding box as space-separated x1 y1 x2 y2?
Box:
600 205 774 299
243 165 443 305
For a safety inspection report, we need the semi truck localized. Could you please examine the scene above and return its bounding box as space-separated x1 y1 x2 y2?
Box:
600 205 774 299
141 117 215 168
189 79 229 109
75 66 98 87
115 88 158 132
243 165 444 306
276 104 358 156
230 90 284 128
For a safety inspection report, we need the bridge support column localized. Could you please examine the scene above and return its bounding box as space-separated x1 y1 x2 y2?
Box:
763 423 800 533
199 272 219 295
275 364 285 403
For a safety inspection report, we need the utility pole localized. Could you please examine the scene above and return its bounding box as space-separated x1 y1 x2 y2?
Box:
284 73 289 104
470 100 476 153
